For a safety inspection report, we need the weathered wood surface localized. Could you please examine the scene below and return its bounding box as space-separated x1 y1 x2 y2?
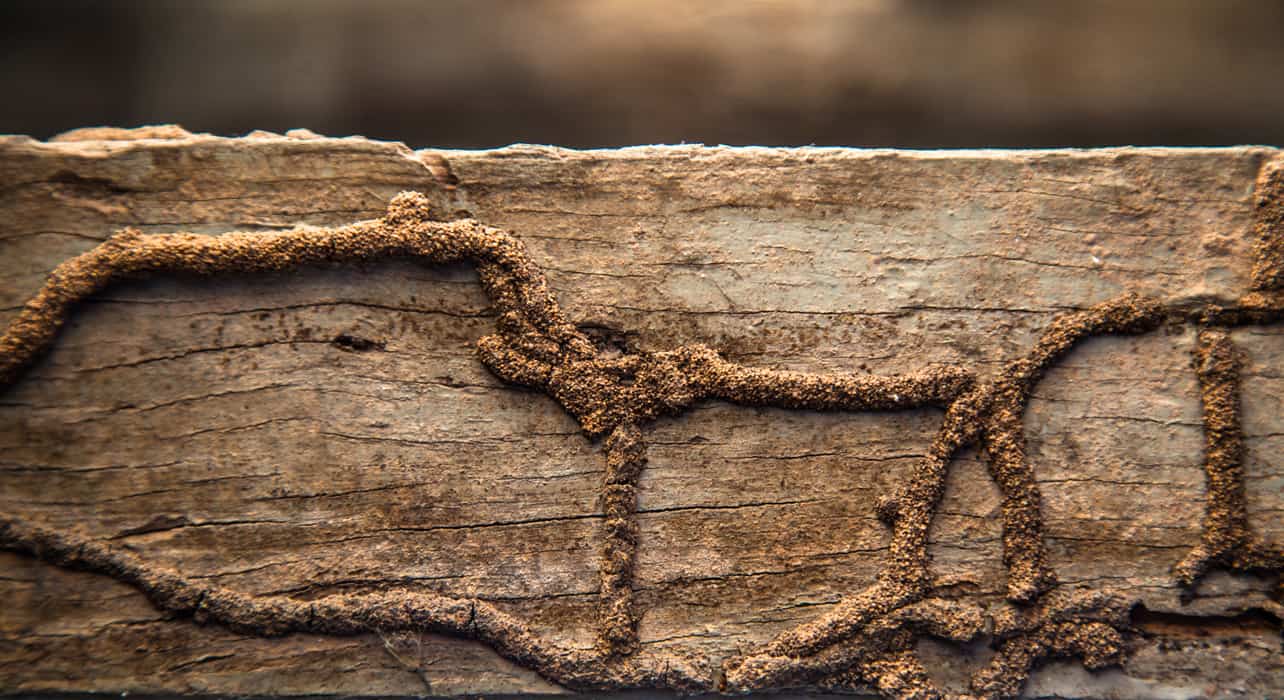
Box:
0 127 1280 698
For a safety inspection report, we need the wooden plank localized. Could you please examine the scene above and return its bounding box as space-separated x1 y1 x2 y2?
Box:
0 127 1280 699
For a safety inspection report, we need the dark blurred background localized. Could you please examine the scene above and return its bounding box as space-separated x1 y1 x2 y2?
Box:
3 0 1284 148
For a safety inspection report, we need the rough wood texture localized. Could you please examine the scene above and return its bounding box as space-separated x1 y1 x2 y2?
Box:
0 126 1280 699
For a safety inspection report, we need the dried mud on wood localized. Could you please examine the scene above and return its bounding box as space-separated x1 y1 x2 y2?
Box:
0 133 1281 699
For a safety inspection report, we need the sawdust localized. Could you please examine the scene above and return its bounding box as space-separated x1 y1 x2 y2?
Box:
1 190 1281 699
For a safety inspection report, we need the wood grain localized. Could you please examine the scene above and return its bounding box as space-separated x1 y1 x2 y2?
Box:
0 127 1280 698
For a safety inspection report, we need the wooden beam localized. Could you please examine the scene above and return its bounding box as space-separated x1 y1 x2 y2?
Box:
1 127 1280 698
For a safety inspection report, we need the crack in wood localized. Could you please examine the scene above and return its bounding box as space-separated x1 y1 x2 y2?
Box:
0 189 1281 699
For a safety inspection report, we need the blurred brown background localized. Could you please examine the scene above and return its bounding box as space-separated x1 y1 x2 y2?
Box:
3 0 1284 148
